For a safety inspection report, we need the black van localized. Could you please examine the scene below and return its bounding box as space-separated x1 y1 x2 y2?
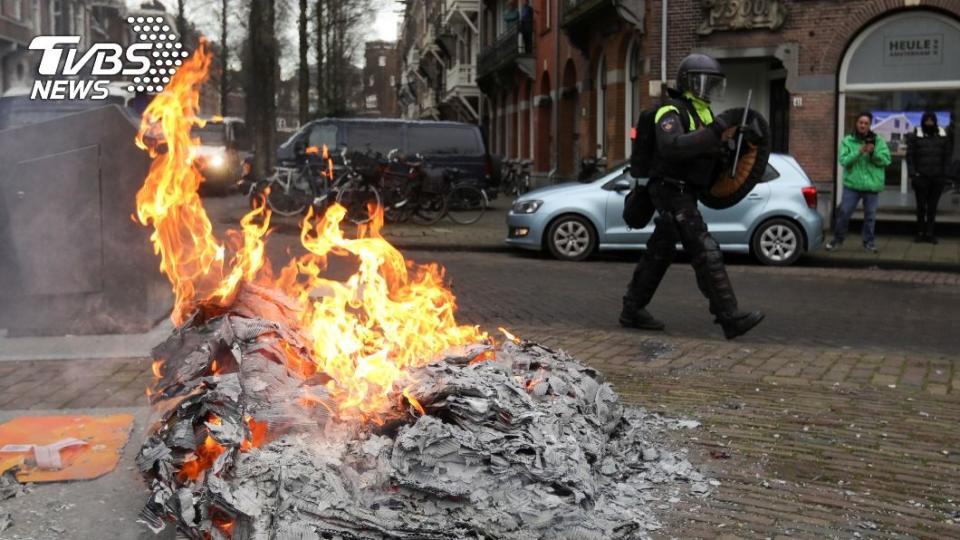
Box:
277 118 496 190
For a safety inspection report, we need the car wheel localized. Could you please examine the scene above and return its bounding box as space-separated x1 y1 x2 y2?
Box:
752 218 803 266
546 215 596 261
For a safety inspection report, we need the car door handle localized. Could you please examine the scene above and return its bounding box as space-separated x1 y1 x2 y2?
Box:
746 193 764 201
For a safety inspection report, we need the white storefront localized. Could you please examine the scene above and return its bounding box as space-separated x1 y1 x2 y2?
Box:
838 10 960 220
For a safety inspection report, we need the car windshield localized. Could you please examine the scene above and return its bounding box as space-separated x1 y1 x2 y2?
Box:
193 123 227 146
407 125 483 156
0 95 127 131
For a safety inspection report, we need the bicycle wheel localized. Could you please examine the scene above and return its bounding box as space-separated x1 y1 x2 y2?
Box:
518 173 531 195
381 182 411 223
411 192 448 226
267 169 314 216
502 172 517 196
446 183 487 225
335 179 381 225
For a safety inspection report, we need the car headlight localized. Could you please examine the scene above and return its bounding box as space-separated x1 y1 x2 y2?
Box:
512 200 543 214
207 153 225 168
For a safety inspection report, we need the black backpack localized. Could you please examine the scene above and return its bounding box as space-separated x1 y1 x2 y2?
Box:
623 98 696 229
629 98 694 178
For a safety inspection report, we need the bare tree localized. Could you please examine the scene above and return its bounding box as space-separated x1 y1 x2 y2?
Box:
298 0 309 124
176 0 188 41
314 0 325 116
245 0 279 178
220 0 230 115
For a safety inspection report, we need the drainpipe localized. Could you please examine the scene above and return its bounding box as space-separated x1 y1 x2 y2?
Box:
661 0 667 90
549 3 560 182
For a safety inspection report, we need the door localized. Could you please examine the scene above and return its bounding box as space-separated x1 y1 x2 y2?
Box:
603 174 653 246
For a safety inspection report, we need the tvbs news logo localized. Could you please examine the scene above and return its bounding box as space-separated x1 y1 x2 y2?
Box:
28 15 189 100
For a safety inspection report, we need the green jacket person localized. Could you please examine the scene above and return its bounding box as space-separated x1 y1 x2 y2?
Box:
826 112 892 252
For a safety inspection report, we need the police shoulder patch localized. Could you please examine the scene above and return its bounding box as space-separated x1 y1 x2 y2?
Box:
659 116 677 132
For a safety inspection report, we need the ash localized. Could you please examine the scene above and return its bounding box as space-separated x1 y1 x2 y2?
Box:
138 286 709 539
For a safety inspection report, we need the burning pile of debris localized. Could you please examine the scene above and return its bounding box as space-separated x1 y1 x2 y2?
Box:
137 287 706 538
133 42 708 539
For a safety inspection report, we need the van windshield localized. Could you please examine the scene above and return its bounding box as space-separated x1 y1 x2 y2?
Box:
407 125 482 156
193 123 227 146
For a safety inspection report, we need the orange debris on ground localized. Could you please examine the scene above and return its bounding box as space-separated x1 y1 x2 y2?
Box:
0 415 134 482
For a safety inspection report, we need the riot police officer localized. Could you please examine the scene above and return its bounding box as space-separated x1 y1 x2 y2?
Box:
620 53 764 340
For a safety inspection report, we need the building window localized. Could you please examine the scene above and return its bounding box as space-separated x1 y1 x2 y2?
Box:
838 10 960 217
378 56 387 67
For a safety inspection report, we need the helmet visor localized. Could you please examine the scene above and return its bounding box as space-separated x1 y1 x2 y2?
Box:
687 73 726 102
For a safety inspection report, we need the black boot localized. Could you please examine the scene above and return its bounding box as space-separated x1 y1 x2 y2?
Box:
716 311 765 340
619 306 665 330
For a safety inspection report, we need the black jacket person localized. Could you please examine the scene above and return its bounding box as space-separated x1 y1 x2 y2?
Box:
620 53 764 340
906 111 952 243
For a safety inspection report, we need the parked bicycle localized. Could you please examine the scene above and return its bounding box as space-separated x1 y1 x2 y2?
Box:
500 158 532 196
443 168 488 225
379 150 447 226
239 145 380 225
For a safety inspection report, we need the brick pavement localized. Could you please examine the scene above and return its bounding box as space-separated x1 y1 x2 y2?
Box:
3 224 960 537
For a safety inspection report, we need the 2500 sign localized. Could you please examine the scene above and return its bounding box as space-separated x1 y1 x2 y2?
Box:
697 0 789 35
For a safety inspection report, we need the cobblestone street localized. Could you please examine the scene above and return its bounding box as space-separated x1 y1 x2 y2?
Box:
2 245 958 538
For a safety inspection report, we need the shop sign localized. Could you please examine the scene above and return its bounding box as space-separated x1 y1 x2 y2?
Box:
883 34 943 66
697 0 788 35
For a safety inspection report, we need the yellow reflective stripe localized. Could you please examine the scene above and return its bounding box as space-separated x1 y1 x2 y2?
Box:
682 91 715 125
654 105 679 123
655 105 696 131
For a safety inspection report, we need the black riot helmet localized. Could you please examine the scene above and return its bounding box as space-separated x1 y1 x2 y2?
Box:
676 54 726 102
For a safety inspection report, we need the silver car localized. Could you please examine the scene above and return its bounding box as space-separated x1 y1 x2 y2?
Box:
505 153 824 266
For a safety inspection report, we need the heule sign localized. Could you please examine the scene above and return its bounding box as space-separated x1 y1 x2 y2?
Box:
697 0 789 35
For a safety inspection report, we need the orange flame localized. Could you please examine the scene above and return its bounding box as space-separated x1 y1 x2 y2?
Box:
151 360 164 378
137 43 485 427
177 434 225 482
498 327 521 344
402 388 426 417
135 41 270 325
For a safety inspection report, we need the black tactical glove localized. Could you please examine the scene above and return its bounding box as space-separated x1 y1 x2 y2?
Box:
709 116 731 138
741 117 765 146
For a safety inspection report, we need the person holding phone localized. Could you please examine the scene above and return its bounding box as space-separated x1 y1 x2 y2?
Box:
827 112 891 253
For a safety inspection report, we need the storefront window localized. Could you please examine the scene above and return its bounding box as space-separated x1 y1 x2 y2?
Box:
838 11 960 217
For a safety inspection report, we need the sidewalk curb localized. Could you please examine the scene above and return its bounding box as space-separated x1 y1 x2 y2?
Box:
395 242 960 272
801 255 960 273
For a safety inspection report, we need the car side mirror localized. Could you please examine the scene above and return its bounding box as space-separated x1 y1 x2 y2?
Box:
613 179 632 192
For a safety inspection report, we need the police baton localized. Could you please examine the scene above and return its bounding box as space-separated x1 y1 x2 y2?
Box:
730 89 753 177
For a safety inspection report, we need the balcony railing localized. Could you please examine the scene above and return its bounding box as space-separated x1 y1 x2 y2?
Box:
421 90 436 111
445 63 476 93
420 25 437 51
477 25 532 81
444 0 480 16
561 0 610 27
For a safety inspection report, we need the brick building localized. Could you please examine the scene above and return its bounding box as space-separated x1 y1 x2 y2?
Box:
478 0 960 223
361 40 400 117
396 0 483 123
1 0 107 93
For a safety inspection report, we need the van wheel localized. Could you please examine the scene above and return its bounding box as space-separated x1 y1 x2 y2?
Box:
546 215 596 261
752 218 803 266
